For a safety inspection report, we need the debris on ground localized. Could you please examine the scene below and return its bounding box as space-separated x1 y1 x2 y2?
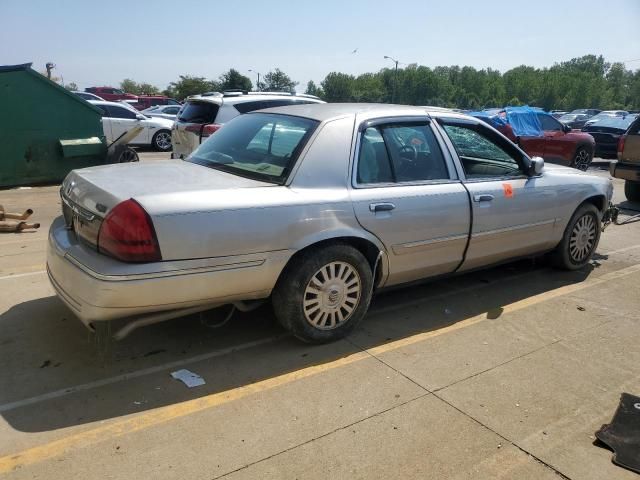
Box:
594 393 640 474
0 205 40 232
171 369 206 388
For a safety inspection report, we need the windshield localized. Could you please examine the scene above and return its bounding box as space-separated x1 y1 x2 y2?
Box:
187 113 319 184
559 114 577 121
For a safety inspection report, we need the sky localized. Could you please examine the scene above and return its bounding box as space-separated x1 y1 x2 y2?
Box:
1 0 639 92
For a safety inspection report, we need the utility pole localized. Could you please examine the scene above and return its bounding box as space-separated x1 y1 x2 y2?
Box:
384 56 399 103
248 69 261 91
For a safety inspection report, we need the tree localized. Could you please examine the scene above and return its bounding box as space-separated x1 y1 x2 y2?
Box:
218 68 252 91
120 79 160 95
263 68 298 92
321 72 354 102
64 82 78 91
305 80 323 97
163 75 219 100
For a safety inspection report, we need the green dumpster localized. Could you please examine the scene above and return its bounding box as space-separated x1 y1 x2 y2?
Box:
0 63 109 187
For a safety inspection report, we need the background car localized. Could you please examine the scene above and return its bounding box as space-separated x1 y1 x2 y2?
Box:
570 108 601 116
171 91 324 159
72 91 104 101
550 110 568 118
89 100 173 151
49 104 612 343
611 115 640 201
85 86 138 102
473 108 596 170
129 95 181 111
558 113 590 129
142 104 181 120
584 110 630 126
582 114 637 159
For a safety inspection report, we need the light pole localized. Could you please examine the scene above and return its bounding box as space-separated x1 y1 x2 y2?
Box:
383 56 399 103
248 69 261 91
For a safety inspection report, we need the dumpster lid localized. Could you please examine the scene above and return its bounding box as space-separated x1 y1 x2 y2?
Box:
0 63 33 73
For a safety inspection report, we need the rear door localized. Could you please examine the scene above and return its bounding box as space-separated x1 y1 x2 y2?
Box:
172 100 220 157
436 118 559 271
93 104 113 142
350 119 471 286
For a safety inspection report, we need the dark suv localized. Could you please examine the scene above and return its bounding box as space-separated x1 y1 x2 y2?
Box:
171 91 324 159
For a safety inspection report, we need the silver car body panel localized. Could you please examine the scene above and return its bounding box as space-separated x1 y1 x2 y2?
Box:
48 104 613 327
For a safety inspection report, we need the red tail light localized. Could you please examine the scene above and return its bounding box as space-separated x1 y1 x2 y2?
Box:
98 199 161 262
185 124 202 134
201 123 222 137
617 134 626 159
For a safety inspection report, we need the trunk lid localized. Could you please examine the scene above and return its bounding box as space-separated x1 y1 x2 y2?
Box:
61 161 273 249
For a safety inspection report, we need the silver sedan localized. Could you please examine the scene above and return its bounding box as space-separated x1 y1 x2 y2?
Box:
48 104 614 343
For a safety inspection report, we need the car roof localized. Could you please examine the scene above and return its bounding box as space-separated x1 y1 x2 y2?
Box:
186 93 323 105
88 100 132 107
255 103 468 123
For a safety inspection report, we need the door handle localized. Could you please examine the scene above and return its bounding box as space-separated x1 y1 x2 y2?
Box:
369 202 396 212
473 194 494 203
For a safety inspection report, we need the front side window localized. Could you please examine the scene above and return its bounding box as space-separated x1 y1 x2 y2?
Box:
357 123 449 184
188 113 318 184
537 113 563 131
107 105 137 119
440 122 524 178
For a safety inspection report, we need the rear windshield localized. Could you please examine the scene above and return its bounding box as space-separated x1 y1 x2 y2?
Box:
187 113 319 184
233 99 315 114
586 115 637 130
178 101 220 123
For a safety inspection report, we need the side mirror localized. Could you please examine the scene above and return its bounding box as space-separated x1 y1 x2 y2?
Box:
528 156 544 176
563 123 572 133
135 114 145 121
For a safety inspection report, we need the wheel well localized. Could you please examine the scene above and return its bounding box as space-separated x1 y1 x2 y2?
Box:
284 237 384 287
582 194 606 213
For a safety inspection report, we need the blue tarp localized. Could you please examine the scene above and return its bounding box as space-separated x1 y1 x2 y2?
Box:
470 105 544 137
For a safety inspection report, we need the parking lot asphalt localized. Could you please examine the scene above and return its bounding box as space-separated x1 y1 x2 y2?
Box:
0 153 639 479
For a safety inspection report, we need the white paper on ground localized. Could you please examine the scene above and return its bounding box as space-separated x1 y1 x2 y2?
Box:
171 369 206 388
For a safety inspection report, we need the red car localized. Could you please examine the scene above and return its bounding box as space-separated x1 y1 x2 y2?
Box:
84 86 138 103
474 109 596 171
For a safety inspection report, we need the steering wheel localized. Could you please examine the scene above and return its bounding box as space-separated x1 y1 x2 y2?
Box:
399 144 418 162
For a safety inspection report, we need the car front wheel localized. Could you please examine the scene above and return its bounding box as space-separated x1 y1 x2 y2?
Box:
272 244 373 343
552 203 601 270
152 130 172 152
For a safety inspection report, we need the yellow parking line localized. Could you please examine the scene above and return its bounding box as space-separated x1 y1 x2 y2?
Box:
1 262 640 474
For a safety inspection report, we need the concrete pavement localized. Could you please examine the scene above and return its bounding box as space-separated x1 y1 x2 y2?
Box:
0 156 639 479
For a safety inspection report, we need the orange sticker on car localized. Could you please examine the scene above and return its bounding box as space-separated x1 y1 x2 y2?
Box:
502 183 514 198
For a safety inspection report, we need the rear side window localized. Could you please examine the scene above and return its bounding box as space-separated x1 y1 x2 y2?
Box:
178 101 220 123
357 123 449 184
233 99 314 114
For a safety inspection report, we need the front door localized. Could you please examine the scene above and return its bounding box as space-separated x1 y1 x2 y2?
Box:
350 120 471 286
104 104 147 144
436 119 559 271
538 113 573 165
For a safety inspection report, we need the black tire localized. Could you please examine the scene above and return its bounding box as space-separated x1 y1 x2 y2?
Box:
152 130 172 152
272 244 373 344
624 181 640 202
551 203 601 270
118 147 139 163
571 146 592 171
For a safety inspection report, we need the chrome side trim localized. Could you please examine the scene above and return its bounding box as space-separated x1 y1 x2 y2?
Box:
472 219 557 238
65 255 266 282
392 234 468 255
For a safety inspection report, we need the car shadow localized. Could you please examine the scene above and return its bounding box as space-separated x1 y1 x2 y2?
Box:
0 258 596 433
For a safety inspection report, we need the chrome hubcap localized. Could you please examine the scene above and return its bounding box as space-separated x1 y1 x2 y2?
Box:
303 261 361 330
575 149 590 171
569 214 596 262
156 132 172 150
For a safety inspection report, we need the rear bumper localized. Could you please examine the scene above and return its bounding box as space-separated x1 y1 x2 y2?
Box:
47 216 289 327
610 161 640 182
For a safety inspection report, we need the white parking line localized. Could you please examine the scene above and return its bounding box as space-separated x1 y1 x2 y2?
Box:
0 334 287 413
0 270 46 281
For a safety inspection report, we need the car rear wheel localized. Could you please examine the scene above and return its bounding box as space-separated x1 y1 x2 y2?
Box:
624 181 640 202
152 130 172 152
572 147 592 171
272 244 373 344
118 147 139 163
552 203 601 270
